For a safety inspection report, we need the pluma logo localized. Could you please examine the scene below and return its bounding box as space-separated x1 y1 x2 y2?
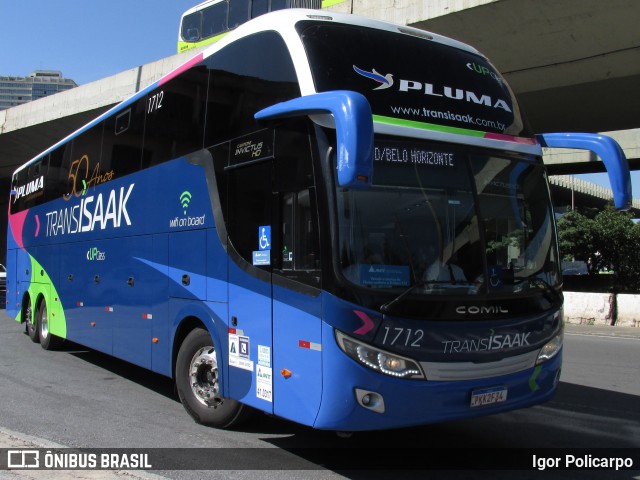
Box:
353 65 394 90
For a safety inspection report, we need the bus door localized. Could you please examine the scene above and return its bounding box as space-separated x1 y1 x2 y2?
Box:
270 127 323 426
224 125 323 421
225 155 274 413
271 187 323 427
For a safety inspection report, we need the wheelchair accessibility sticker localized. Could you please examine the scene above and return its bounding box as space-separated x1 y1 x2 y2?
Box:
258 226 271 250
253 225 271 265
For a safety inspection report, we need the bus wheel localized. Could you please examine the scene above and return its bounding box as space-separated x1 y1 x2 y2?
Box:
37 298 62 351
176 328 249 429
24 297 39 343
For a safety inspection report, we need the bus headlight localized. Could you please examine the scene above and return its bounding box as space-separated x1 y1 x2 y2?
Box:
536 331 563 365
335 330 425 379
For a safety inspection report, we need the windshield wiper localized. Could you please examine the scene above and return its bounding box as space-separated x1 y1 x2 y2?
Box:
380 279 466 313
516 274 560 303
380 278 476 314
380 281 430 314
529 277 561 303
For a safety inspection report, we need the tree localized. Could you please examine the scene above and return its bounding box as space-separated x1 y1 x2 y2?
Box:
556 210 597 273
591 209 640 291
556 207 640 291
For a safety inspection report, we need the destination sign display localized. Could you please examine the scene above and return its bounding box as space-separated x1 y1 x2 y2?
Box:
374 144 456 167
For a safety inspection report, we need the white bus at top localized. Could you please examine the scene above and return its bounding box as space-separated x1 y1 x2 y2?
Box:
178 0 324 52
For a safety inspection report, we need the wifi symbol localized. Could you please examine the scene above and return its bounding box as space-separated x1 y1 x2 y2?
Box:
179 191 192 214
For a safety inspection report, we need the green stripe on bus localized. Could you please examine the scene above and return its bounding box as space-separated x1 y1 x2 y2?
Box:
27 255 67 339
178 32 229 54
322 0 347 7
529 365 542 392
373 114 486 138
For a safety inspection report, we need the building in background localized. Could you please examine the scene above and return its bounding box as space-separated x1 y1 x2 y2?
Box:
0 70 77 110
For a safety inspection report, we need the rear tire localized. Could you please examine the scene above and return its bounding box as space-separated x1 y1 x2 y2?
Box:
37 298 62 351
24 297 39 343
175 327 250 429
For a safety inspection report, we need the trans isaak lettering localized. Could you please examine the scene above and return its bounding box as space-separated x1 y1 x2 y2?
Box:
45 184 134 237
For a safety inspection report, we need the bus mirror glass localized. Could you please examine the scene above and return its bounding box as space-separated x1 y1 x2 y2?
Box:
536 132 632 210
255 90 374 188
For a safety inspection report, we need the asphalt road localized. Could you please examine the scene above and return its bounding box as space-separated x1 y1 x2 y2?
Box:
0 312 638 480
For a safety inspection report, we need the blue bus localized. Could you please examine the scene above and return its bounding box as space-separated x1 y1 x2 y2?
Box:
6 9 631 431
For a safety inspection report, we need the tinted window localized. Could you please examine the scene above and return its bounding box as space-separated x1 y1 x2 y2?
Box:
298 21 530 137
227 161 272 265
270 0 287 10
251 0 269 17
223 123 321 287
202 2 228 38
228 0 250 29
182 12 202 41
273 124 320 284
102 97 146 178
10 157 47 213
143 66 208 168
66 123 106 197
203 30 300 146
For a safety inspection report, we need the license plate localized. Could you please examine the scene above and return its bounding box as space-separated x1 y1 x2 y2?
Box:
470 386 508 407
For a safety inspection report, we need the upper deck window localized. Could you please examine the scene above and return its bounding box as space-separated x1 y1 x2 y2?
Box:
297 21 532 138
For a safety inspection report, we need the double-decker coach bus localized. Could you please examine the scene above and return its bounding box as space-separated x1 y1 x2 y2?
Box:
7 9 631 431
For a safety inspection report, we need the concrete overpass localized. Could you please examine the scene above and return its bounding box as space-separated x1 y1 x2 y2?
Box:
1 0 639 252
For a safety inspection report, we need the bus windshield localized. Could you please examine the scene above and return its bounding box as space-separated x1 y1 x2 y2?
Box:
298 20 530 138
336 138 559 300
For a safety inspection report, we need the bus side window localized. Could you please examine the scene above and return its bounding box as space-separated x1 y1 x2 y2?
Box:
202 2 227 39
273 124 321 285
102 97 145 179
60 141 74 198
280 189 320 273
67 123 105 195
228 0 250 29
270 0 287 11
47 147 65 202
251 0 269 18
11 156 47 212
181 11 202 42
226 161 272 268
143 67 208 169
203 30 300 147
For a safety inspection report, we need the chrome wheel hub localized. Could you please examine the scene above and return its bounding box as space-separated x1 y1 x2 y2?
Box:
40 305 49 339
189 347 222 407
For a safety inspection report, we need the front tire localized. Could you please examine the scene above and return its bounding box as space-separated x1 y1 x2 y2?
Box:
37 298 62 351
175 327 250 429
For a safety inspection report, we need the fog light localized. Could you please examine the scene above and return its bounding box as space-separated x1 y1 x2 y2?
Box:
355 388 385 413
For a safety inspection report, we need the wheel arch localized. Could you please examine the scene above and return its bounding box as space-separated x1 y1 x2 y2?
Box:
19 291 33 324
169 301 228 391
172 315 208 379
34 290 47 314
20 287 47 323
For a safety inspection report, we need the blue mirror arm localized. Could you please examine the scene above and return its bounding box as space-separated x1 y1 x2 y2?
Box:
537 132 632 210
255 91 373 188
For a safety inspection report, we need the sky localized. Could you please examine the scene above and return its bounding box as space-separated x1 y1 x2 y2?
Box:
0 1 637 199
0 1 197 84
